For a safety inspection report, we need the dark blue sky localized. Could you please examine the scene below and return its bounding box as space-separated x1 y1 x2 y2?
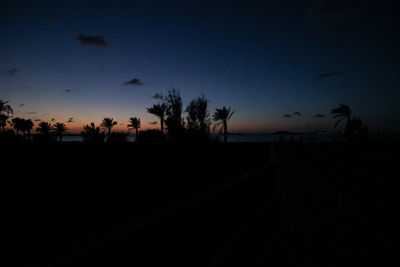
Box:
1 0 399 132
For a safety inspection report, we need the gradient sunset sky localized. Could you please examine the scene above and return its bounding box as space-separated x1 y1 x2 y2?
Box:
1 0 399 133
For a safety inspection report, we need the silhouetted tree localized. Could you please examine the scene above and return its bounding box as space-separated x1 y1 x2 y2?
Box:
165 89 184 141
186 94 210 133
101 117 117 137
347 117 369 141
331 104 369 141
127 117 141 141
35 121 53 142
53 122 67 142
213 106 235 143
0 114 8 132
82 122 105 143
147 103 167 136
36 121 52 135
11 117 23 136
22 119 33 140
331 104 352 134
0 99 13 116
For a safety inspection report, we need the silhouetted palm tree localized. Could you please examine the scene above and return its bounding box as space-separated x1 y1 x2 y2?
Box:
36 121 52 135
127 117 141 141
0 99 13 115
53 122 67 142
165 89 183 124
82 122 105 143
101 117 117 136
0 114 8 132
186 94 210 134
213 106 234 143
23 119 33 139
331 104 352 134
11 117 23 136
147 103 167 135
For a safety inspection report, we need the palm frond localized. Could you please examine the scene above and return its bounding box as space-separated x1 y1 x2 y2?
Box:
334 118 343 128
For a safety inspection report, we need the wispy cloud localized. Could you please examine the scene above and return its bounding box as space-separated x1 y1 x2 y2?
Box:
123 78 144 86
67 117 75 123
151 93 164 100
315 71 343 79
64 89 72 93
75 34 108 47
51 118 56 122
293 112 302 116
19 104 25 107
149 121 158 125
313 114 325 118
26 111 37 114
0 68 18 76
34 119 41 122
283 114 292 118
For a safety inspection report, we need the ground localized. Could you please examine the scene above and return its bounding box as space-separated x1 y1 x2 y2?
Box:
1 141 399 266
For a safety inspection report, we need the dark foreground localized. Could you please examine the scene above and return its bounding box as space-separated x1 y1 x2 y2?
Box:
2 141 400 266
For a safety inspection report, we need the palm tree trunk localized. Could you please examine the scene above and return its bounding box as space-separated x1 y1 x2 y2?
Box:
135 127 139 142
345 116 351 137
160 118 164 136
223 121 227 143
60 135 63 142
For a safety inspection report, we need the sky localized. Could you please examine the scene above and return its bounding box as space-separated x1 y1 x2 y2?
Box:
1 0 399 133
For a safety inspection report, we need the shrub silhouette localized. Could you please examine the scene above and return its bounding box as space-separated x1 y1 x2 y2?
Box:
107 132 128 144
81 122 105 143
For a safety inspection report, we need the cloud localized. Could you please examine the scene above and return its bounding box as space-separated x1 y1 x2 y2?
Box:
293 112 302 116
123 78 144 86
0 68 18 76
67 117 75 123
34 119 41 122
313 114 325 118
51 118 56 122
152 93 164 100
149 121 158 125
26 111 37 114
283 114 292 118
65 89 72 93
75 34 108 47
315 71 343 79
19 104 25 107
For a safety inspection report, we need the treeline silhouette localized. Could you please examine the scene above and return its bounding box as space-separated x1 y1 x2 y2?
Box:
1 95 371 144
0 90 235 144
